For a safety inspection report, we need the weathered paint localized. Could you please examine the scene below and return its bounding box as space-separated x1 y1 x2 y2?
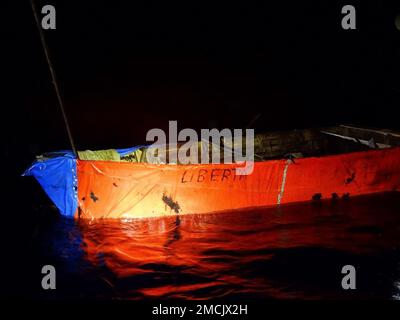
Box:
76 147 400 219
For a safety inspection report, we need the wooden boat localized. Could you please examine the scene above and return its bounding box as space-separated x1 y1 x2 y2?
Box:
24 125 400 219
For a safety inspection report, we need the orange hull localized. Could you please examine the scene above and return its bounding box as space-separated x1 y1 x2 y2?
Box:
76 147 400 219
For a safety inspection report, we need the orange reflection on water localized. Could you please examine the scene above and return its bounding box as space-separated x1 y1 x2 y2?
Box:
77 193 400 299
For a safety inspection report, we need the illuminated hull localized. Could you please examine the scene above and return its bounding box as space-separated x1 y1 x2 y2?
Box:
76 147 400 219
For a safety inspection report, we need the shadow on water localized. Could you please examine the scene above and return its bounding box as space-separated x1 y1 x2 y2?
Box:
12 192 400 300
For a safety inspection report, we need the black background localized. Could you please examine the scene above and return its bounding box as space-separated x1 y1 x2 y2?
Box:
4 0 400 156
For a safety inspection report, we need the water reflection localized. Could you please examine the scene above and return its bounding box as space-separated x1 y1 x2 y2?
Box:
44 193 400 299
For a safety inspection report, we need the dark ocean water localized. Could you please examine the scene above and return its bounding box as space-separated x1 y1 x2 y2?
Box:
13 193 400 300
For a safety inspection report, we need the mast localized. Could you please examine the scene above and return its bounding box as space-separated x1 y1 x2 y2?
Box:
30 0 78 156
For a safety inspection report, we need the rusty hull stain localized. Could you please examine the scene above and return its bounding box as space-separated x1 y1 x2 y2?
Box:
162 194 181 213
90 191 99 202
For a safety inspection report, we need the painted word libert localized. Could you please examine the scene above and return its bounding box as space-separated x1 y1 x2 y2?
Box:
181 168 247 183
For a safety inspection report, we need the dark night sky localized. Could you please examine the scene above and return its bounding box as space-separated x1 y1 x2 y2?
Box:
4 0 400 161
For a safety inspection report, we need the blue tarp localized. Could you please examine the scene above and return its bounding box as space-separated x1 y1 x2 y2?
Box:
116 145 147 156
23 146 146 218
23 154 78 218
